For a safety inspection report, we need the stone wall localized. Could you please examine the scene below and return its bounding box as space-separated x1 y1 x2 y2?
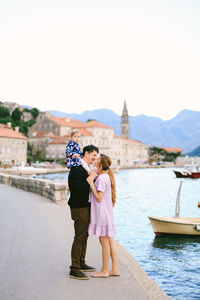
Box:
0 173 69 204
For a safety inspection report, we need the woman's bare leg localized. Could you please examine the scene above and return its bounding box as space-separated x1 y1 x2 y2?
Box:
94 236 110 275
108 237 119 274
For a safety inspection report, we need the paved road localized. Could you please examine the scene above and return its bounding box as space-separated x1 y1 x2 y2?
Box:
0 184 169 300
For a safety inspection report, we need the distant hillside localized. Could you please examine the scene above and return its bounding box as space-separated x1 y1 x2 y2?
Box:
49 109 200 154
186 145 200 157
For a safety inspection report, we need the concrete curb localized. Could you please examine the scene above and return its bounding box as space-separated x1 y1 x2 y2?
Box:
116 242 170 299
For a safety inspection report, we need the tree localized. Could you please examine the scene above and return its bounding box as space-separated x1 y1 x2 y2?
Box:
0 104 39 137
0 105 10 118
86 119 96 122
19 121 28 135
149 146 181 163
34 150 45 162
31 108 39 119
11 107 22 122
23 108 30 113
25 119 35 127
0 116 11 125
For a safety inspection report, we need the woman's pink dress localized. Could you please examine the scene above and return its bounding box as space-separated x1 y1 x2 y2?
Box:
88 173 116 237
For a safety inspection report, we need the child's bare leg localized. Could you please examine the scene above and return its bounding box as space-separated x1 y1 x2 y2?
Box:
108 237 120 274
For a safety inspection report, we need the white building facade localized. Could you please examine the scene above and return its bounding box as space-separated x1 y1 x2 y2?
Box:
0 124 27 166
29 114 149 169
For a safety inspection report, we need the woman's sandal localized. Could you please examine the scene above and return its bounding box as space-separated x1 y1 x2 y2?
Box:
91 272 109 278
109 272 120 277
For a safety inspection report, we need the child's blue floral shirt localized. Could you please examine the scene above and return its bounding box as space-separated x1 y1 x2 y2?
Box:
65 140 82 168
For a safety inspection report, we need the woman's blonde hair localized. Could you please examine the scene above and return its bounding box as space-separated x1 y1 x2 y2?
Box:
99 154 116 206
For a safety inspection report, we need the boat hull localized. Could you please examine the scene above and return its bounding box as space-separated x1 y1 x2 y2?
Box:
148 216 200 236
174 170 200 179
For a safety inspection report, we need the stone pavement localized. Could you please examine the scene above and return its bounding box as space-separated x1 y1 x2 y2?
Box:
0 184 170 300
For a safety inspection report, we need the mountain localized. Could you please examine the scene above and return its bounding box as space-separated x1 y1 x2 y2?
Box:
186 145 200 157
49 108 200 154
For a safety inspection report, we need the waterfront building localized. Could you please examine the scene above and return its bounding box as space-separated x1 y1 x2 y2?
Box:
0 123 27 166
29 105 149 168
176 156 200 166
45 136 69 160
28 131 56 158
30 112 85 136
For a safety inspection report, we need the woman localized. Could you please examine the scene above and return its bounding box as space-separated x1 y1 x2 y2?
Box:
87 155 120 278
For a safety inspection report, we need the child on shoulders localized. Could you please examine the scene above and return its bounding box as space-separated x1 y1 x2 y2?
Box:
66 129 91 173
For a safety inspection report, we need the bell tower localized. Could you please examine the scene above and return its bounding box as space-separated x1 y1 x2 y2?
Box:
121 100 129 139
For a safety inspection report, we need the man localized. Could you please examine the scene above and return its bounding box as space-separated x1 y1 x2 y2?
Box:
68 144 99 280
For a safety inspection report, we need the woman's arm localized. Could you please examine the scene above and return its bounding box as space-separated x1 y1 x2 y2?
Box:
87 176 104 202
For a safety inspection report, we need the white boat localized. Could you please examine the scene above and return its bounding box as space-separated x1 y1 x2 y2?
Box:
148 182 200 236
149 216 200 236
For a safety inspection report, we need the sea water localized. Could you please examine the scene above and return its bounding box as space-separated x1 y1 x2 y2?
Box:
38 168 200 299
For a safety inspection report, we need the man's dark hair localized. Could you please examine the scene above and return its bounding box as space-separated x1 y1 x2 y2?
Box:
83 144 99 156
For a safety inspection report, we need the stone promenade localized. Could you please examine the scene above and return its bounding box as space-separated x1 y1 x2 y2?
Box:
0 184 169 300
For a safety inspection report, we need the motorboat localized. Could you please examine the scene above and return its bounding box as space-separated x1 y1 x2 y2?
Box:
148 182 200 236
173 164 200 179
149 216 200 236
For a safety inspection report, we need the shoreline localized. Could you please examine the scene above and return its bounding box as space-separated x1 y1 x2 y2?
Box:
0 183 169 299
116 241 170 299
0 163 183 176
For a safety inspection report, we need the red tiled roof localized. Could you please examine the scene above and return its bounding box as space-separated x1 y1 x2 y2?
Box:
132 140 145 144
78 127 93 136
122 138 144 144
44 115 113 131
114 134 122 139
161 147 182 153
84 120 113 129
47 115 85 127
33 131 56 138
49 136 69 144
0 123 8 128
63 127 92 137
113 134 146 145
0 127 27 139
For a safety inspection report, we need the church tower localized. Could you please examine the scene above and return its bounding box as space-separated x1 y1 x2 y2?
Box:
121 100 129 139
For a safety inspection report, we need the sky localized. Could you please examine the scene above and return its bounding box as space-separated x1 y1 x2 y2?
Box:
0 0 200 120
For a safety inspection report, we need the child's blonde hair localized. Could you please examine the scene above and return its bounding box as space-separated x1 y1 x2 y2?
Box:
99 154 116 206
70 129 80 138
